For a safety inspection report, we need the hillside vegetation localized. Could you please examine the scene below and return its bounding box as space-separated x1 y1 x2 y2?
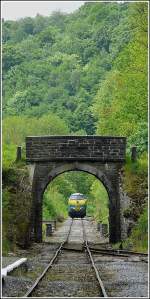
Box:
2 2 148 252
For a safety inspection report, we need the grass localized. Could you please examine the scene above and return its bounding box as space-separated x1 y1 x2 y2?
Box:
125 152 148 175
128 205 148 253
112 204 148 253
2 238 12 256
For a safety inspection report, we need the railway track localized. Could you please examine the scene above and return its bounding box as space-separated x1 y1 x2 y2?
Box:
3 218 148 298
81 219 108 297
23 218 108 297
88 247 148 258
24 219 74 297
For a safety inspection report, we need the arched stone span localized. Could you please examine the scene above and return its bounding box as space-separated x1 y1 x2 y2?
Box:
26 136 126 243
32 161 122 244
44 162 112 196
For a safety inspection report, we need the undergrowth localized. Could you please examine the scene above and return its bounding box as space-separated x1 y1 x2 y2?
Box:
122 152 148 252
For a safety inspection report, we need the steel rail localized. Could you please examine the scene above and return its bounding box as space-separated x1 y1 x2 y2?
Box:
24 219 73 297
88 248 131 257
81 219 108 298
87 247 148 257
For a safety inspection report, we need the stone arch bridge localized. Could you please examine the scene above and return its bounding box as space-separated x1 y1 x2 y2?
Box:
26 136 126 243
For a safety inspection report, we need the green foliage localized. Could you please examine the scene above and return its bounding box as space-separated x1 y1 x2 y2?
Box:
61 172 95 198
92 2 148 153
2 2 148 250
2 167 33 253
2 44 25 71
42 170 109 224
123 205 148 252
130 205 148 252
123 153 148 222
89 180 109 224
42 171 96 221
2 113 70 249
2 238 12 255
37 26 56 46
2 2 134 135
125 152 148 176
42 169 109 225
2 143 16 169
3 114 69 145
43 188 68 221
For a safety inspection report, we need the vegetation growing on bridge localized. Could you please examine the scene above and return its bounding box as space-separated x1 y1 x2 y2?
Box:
2 2 148 253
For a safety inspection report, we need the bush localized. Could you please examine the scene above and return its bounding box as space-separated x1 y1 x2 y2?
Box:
2 143 16 169
43 188 68 221
123 205 148 252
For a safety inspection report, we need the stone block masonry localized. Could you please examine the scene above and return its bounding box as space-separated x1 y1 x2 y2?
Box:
26 135 127 243
26 136 126 163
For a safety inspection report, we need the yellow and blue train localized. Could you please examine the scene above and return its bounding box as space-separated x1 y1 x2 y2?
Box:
68 193 87 218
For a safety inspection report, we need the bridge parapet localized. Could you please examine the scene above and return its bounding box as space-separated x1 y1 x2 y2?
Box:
26 136 126 163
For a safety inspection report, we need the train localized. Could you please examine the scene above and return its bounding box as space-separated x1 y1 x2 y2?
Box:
68 193 87 218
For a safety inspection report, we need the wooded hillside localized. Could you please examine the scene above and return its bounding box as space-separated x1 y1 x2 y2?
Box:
2 2 148 252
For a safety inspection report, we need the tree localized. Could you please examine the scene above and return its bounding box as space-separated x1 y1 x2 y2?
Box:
92 2 148 152
2 45 24 71
37 27 55 46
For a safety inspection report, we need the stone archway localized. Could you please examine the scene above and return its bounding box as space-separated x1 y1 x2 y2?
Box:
26 136 126 243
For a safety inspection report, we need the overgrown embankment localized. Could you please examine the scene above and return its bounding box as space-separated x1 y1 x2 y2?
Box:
2 162 32 254
121 153 148 252
2 158 69 255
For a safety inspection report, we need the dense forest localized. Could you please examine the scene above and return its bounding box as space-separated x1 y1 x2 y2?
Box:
2 2 148 252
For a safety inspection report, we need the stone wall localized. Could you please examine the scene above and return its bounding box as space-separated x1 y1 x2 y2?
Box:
26 136 126 162
120 186 131 240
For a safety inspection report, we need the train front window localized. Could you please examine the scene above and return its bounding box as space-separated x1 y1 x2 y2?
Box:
69 194 86 200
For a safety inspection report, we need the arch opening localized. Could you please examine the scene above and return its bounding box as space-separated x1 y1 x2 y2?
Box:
32 161 122 243
42 162 112 197
42 170 109 242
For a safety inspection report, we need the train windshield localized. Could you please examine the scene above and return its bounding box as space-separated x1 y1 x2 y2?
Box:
69 194 86 200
